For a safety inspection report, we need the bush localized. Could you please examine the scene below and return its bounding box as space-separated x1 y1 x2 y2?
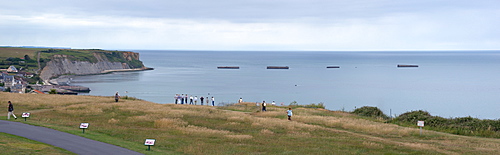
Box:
288 101 326 109
303 102 325 109
390 110 500 138
49 89 57 94
352 106 389 119
395 110 432 122
289 101 298 106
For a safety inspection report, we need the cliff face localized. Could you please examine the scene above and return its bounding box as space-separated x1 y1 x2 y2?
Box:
40 51 144 81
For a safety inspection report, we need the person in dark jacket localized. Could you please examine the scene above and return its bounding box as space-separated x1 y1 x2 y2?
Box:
115 92 120 102
262 101 267 111
8 101 17 120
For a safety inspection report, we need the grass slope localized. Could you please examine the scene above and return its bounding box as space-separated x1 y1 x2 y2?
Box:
0 132 74 154
0 47 41 58
1 92 500 154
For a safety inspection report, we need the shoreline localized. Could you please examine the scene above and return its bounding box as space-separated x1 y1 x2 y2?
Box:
47 67 154 85
101 67 154 74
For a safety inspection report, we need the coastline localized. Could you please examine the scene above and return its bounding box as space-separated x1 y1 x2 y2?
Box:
101 67 154 74
48 67 154 85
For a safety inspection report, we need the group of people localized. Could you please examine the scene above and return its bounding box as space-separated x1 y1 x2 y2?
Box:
258 100 277 112
6 97 293 121
174 94 215 106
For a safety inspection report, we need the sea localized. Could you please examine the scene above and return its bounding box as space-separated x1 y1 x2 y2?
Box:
70 50 500 120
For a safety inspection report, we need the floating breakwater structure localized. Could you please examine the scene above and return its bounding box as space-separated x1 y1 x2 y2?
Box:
267 66 289 69
397 64 419 67
217 66 240 69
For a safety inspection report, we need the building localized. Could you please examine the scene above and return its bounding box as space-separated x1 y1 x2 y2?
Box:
3 75 14 87
7 66 18 73
11 83 25 93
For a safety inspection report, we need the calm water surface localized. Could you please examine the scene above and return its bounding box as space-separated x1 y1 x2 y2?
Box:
71 50 500 119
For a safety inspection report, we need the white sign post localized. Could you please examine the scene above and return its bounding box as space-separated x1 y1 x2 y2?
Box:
80 123 89 134
21 112 30 121
144 139 156 151
417 121 425 136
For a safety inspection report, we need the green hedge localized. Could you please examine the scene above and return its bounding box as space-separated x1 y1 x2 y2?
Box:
352 106 389 119
390 110 500 138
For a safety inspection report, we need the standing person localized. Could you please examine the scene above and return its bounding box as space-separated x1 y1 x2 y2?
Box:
7 101 17 120
194 96 198 105
287 108 293 121
114 92 120 102
180 94 184 104
211 97 215 106
206 97 209 105
238 98 243 103
184 94 188 104
174 94 178 104
262 101 267 111
189 96 194 105
200 96 204 105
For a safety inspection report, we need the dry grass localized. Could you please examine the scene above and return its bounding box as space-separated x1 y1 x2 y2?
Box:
2 92 500 154
0 47 40 58
224 134 253 139
180 125 233 135
154 118 188 128
297 115 416 137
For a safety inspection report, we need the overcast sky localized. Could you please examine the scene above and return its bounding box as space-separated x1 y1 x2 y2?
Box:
1 0 499 51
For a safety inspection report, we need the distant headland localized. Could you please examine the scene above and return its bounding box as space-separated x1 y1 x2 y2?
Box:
0 47 152 94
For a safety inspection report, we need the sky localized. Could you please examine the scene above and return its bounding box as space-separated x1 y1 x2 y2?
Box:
1 0 499 51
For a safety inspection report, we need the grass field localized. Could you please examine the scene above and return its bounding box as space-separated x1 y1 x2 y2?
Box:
0 132 74 154
1 92 500 154
0 47 41 58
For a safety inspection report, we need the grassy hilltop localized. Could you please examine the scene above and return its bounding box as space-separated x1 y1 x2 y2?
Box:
1 92 500 154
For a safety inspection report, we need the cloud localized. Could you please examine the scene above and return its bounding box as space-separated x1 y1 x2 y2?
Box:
1 0 499 50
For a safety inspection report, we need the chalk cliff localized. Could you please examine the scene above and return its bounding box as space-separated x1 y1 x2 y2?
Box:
40 51 146 82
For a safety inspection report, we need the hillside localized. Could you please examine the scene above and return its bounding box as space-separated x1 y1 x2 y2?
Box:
1 47 149 88
1 92 500 154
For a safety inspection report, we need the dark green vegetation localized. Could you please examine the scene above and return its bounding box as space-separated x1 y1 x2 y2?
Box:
352 106 500 138
352 106 389 119
0 47 39 73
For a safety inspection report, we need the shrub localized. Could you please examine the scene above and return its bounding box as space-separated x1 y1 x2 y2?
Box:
303 102 325 109
288 101 326 109
352 106 389 119
395 110 432 122
49 89 57 94
390 110 500 138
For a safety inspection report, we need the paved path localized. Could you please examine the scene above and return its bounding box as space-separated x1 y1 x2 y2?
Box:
0 120 143 155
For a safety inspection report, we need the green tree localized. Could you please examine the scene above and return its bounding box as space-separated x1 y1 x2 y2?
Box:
24 54 31 60
49 89 57 94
